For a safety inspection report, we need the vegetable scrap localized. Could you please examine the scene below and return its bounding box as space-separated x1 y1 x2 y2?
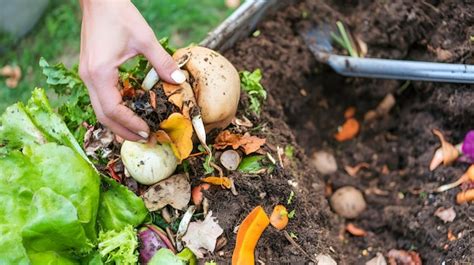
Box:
429 129 460 171
345 223 367 237
214 130 266 155
270 205 289 230
142 174 191 211
335 118 360 142
191 183 211 206
330 186 367 219
344 162 370 177
387 249 422 265
232 206 270 265
436 165 474 192
201 176 232 189
156 112 194 161
456 189 474 204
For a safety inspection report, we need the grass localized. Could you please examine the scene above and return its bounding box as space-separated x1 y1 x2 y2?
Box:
0 0 233 111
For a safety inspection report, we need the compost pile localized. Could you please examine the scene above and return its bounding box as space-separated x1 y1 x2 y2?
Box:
223 0 473 263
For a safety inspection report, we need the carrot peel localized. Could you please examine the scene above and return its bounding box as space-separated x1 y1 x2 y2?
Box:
334 118 360 142
270 205 289 230
232 206 270 265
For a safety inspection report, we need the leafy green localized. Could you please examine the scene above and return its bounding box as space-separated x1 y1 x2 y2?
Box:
238 155 265 173
98 225 138 265
240 69 266 115
284 145 295 159
149 248 185 265
198 145 215 174
177 248 197 265
98 177 149 232
287 210 296 219
0 88 148 264
39 58 96 143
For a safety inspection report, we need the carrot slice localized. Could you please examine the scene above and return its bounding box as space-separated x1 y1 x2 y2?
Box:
456 189 474 204
201 176 232 189
270 205 289 230
232 206 270 265
334 118 360 142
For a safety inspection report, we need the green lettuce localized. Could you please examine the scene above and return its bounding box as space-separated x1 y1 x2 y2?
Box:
0 88 148 264
98 225 138 265
240 69 266 115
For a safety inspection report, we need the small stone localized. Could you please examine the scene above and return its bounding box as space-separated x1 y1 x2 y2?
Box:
330 186 366 219
365 252 387 265
311 151 338 175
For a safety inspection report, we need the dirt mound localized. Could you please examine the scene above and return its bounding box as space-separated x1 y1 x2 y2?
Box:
219 0 473 263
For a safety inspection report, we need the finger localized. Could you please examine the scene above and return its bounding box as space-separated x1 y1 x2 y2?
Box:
140 37 186 84
86 82 146 142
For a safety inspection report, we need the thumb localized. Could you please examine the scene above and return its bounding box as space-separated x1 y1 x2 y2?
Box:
141 39 186 84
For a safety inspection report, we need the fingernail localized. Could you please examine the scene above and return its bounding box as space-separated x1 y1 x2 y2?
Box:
138 139 148 144
171 70 186 83
138 131 149 139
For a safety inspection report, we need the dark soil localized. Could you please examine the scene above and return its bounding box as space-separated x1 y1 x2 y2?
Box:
217 0 474 264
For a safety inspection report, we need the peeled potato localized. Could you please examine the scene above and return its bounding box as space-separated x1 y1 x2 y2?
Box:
173 46 240 131
330 186 366 219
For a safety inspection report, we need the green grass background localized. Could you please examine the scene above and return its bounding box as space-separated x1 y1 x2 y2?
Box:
0 0 233 111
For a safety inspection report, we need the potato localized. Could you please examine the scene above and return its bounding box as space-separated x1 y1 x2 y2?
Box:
330 186 366 219
173 46 240 131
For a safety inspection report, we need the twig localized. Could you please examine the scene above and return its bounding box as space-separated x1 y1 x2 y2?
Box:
283 231 316 262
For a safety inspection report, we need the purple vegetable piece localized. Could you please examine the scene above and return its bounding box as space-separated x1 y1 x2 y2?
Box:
462 130 474 162
138 225 168 264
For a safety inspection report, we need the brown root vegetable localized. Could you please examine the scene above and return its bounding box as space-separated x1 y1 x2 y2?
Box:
330 186 366 219
173 46 240 131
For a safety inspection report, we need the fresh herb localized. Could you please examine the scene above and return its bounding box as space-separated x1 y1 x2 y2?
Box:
330 21 358 58
240 69 267 115
289 232 298 239
39 57 96 143
288 210 296 219
284 145 295 159
98 225 139 264
287 191 295 205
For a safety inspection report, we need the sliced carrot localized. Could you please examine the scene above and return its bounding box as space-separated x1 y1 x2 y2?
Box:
270 205 289 230
191 183 211 206
201 176 232 189
334 118 360 142
232 206 270 265
346 223 367 237
456 189 474 204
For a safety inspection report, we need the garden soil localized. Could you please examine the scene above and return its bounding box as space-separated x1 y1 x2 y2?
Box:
208 0 474 264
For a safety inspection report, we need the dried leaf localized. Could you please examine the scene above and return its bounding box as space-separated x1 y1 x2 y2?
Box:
121 78 136 98
345 223 367 237
214 130 266 155
149 90 157 109
334 118 360 142
344 162 369 177
434 207 456 223
142 174 191 211
182 211 223 258
201 176 232 189
387 249 422 265
162 82 195 118
84 126 114 159
157 113 193 161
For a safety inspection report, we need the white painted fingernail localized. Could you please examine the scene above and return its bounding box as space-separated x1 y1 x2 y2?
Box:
171 70 186 83
138 139 148 144
138 131 149 139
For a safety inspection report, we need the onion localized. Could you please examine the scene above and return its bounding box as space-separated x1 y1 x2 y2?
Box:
120 141 178 185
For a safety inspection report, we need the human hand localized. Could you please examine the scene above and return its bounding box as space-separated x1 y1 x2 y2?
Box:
79 0 185 141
